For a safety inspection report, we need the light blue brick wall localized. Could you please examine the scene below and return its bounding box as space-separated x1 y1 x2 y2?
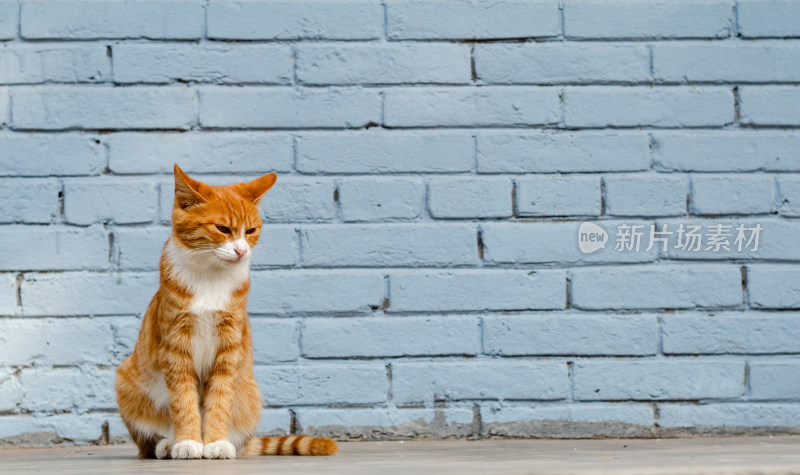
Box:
1 0 800 443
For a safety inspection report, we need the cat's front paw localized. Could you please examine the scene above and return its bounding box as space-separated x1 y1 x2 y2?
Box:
155 438 173 459
203 440 236 459
171 440 204 459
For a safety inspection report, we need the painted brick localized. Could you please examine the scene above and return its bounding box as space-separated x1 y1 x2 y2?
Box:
571 265 742 310
250 318 299 363
389 270 566 312
256 409 291 435
604 175 687 217
565 87 734 127
113 44 293 85
297 133 474 174
0 88 7 125
662 313 800 354
477 132 650 173
481 402 654 427
0 274 16 315
0 0 16 39
428 177 512 219
200 87 380 129
0 225 109 271
248 270 384 315
386 0 560 40
295 407 472 432
339 178 425 222
251 225 299 268
658 403 800 427
484 314 658 356
515 175 601 217
0 44 108 84
653 132 800 172
564 0 733 39
207 0 383 40
12 87 196 130
392 361 568 405
476 44 650 84
21 0 204 39
64 179 157 225
113 226 168 270
297 44 470 85
0 369 22 412
738 0 800 38
20 367 116 411
749 361 800 400
0 178 60 223
481 221 657 265
260 178 335 223
384 87 560 127
107 133 293 175
20 271 158 316
748 265 800 309
0 413 128 440
573 360 744 401
691 175 775 215
739 86 800 126
254 363 388 405
654 42 800 82
0 134 104 177
302 316 480 358
300 224 478 267
779 177 800 217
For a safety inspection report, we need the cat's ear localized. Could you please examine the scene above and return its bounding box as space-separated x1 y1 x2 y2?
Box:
239 173 277 203
173 164 206 209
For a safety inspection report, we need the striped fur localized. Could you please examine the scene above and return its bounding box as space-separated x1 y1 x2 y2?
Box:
243 436 339 456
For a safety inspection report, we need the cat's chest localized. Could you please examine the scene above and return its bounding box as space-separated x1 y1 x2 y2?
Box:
187 279 236 378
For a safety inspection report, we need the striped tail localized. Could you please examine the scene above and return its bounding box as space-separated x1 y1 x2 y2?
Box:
242 435 338 456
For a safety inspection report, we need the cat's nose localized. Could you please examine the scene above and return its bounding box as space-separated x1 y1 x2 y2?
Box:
234 248 247 258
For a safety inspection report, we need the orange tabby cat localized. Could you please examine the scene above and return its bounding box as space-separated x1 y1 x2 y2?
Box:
115 164 337 459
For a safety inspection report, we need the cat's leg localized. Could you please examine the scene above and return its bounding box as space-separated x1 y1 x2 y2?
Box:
229 376 262 454
116 364 172 459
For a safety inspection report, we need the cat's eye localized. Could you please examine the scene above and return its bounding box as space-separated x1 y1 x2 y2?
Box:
246 228 256 235
215 225 232 234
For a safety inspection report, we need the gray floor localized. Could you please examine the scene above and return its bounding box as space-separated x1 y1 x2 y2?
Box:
1 436 800 474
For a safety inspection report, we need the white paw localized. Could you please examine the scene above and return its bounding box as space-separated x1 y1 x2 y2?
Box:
171 440 203 459
203 440 236 459
155 438 173 459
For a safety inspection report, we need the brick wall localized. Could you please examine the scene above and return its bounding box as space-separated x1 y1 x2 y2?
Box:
1 0 800 442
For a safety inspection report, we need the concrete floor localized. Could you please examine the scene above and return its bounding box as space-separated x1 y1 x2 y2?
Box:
1 436 799 474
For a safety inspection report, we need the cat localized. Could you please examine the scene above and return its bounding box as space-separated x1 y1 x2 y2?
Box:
115 164 337 459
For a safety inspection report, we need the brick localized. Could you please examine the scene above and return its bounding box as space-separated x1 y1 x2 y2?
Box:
207 0 383 40
515 175 601 217
256 409 291 435
200 87 380 129
295 407 472 433
604 175 687 217
0 413 128 440
254 363 387 405
748 265 800 309
297 132 474 174
0 273 16 315
297 44 470 85
248 270 383 315
476 44 650 84
20 367 116 411
0 178 60 223
339 178 424 222
779 177 800 217
749 361 800 400
250 318 299 363
738 0 800 38
12 87 196 130
658 403 800 427
565 87 734 127
113 44 292 84
0 225 109 270
484 314 657 356
662 313 800 354
691 175 775 215
64 179 157 225
739 86 800 126
481 402 654 427
389 270 566 312
21 0 204 39
0 369 22 412
564 0 733 39
0 133 104 177
477 132 650 173
113 226 169 270
251 225 299 268
385 87 560 127
428 177 512 219
300 224 478 267
573 360 744 401
302 316 480 358
481 222 657 265
653 132 800 172
654 42 800 82
0 88 6 125
392 361 568 405
108 133 293 175
260 178 335 223
571 265 742 310
386 0 560 40
0 0 17 39
0 44 108 84
20 271 158 316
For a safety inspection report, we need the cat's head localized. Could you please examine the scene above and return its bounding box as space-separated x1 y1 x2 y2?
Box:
171 164 276 266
